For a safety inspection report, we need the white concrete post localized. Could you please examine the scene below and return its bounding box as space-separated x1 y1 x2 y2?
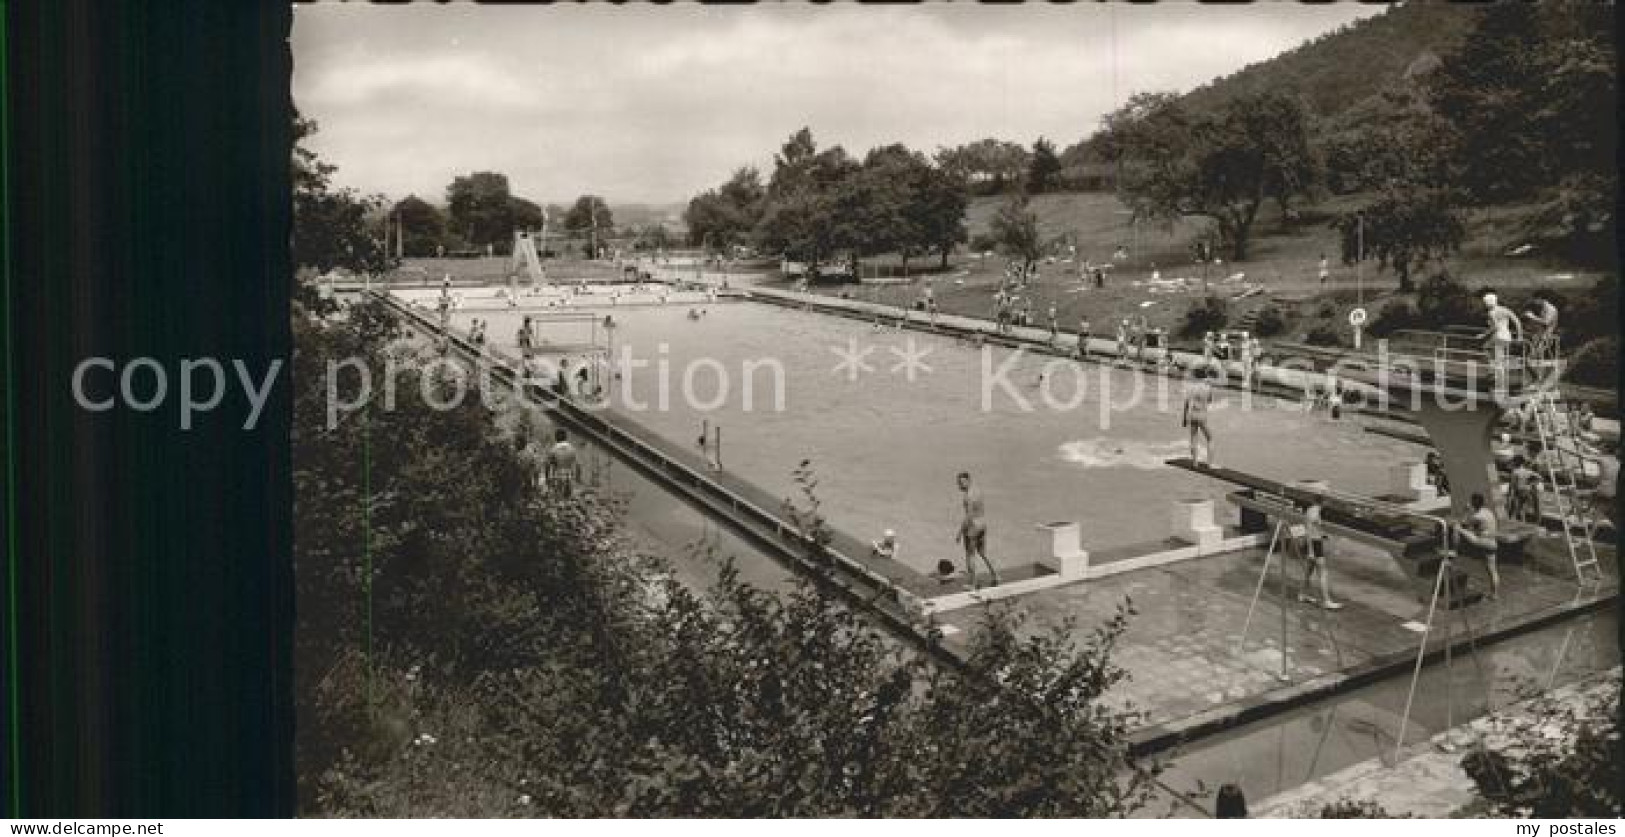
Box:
1171 499 1223 553
1036 521 1089 579
1388 461 1436 502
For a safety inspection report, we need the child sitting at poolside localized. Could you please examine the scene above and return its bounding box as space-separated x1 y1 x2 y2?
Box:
870 530 899 561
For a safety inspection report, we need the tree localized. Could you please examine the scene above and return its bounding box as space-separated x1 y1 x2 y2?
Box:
1422 3 1616 263
563 195 613 235
1027 137 1063 195
446 172 522 252
936 138 1031 195
508 196 544 236
753 129 859 278
992 193 1041 274
1334 185 1464 291
684 167 764 249
836 144 930 276
915 164 969 269
393 196 446 258
564 196 614 257
292 112 393 276
1106 90 1317 261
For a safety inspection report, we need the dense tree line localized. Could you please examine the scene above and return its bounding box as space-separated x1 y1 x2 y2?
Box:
292 110 395 276
389 178 616 259
686 128 970 277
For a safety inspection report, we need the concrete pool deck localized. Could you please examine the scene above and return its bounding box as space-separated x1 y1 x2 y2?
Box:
925 528 1615 754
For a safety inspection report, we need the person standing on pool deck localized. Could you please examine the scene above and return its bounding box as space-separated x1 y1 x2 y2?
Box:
955 472 1000 589
1453 492 1501 600
1047 303 1059 344
1183 367 1216 466
517 317 534 355
543 428 582 498
1296 499 1342 609
1076 316 1092 358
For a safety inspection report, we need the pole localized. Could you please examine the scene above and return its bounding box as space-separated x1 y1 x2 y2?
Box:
1356 215 1364 307
1397 556 1449 762
1278 528 1290 681
1354 216 1365 350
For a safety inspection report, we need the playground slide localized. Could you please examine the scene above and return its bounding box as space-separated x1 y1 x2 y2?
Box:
510 232 547 285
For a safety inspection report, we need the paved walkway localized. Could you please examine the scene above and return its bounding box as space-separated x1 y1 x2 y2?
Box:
1255 668 1621 817
928 527 1616 748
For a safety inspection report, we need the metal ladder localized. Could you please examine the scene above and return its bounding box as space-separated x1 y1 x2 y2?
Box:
1527 388 1604 585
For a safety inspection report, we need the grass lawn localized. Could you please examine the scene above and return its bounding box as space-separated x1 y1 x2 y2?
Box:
783 190 1613 349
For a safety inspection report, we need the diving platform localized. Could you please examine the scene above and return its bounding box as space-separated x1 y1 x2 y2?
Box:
1165 459 1447 558
1165 458 1515 608
1305 329 1571 520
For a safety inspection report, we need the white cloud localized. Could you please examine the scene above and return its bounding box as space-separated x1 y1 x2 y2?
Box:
300 50 539 111
292 4 1383 203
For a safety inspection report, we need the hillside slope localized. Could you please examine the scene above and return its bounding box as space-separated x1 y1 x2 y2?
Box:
1177 2 1481 126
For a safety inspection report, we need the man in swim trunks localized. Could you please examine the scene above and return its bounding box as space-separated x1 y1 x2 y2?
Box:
1506 455 1541 523
1182 367 1216 466
954 472 1000 589
543 428 582 498
1076 316 1091 358
1295 499 1342 609
1453 491 1501 599
1481 292 1524 391
1522 292 1560 363
1587 444 1618 538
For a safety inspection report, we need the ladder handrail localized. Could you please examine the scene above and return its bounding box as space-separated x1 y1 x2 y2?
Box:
1526 388 1603 582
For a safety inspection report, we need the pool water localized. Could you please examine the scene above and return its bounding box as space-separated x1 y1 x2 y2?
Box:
446 299 1420 578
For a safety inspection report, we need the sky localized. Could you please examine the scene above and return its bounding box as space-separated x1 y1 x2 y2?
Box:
292 3 1385 207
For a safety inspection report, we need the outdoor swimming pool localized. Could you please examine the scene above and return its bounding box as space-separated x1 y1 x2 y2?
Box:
445 297 1420 578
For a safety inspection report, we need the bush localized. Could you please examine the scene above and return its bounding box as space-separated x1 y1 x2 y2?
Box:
1305 324 1343 347
1564 337 1618 388
1369 300 1421 337
1252 305 1287 337
969 233 998 254
1461 677 1622 817
1318 798 1407 818
1179 296 1229 338
1565 275 1619 346
1415 273 1481 329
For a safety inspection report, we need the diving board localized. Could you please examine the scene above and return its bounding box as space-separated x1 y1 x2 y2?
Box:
1165 459 1441 555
